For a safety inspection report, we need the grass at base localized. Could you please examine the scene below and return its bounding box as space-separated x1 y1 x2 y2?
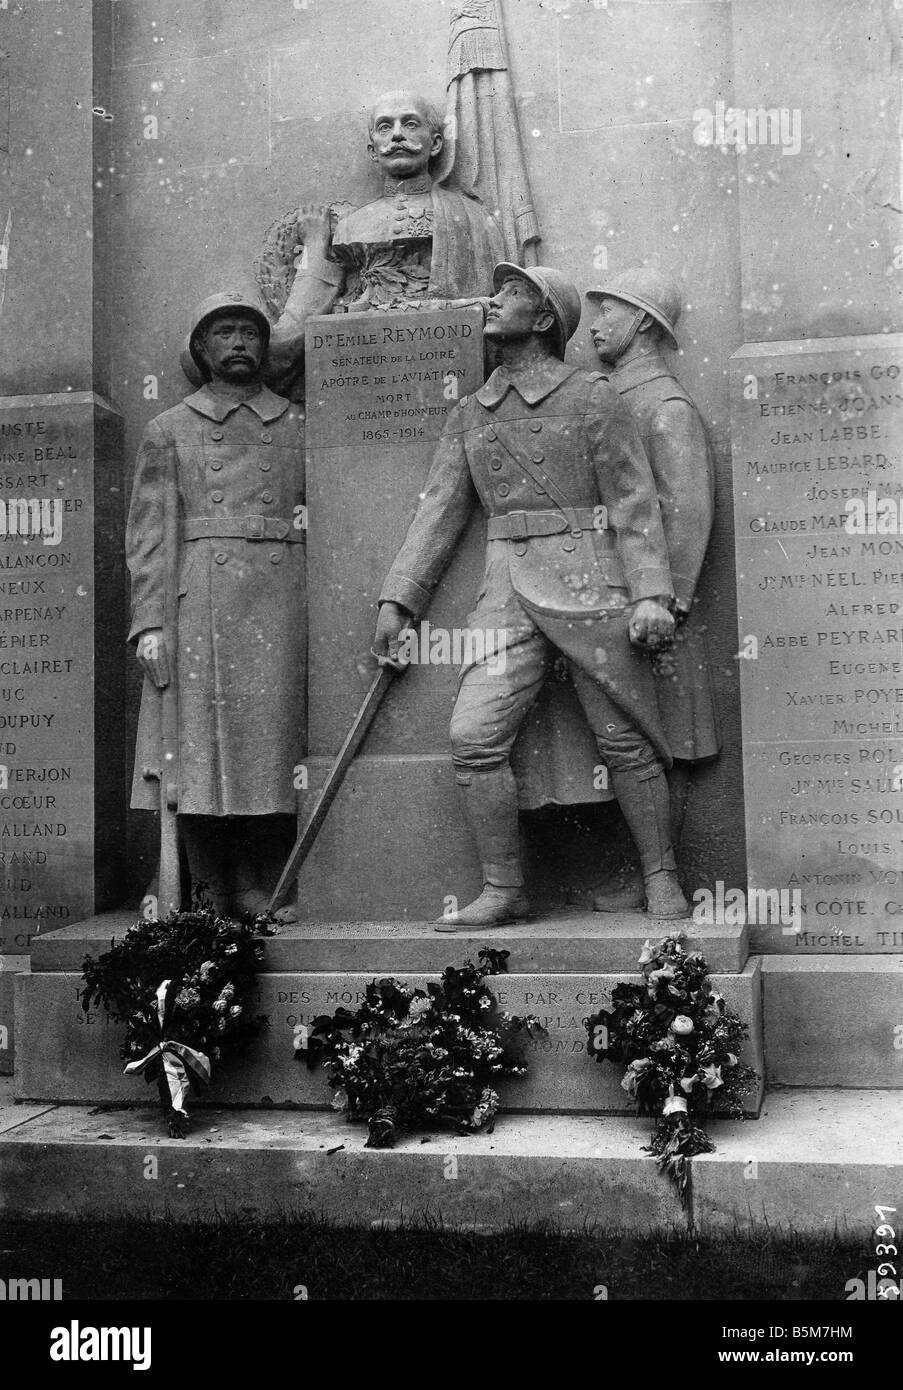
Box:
0 1214 864 1300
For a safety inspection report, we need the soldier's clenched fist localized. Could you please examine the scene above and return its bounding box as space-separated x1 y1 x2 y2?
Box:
628 599 675 652
373 601 412 671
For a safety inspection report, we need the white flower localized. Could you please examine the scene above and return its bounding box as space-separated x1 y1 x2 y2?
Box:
670 1014 694 1037
620 1057 652 1097
469 1089 499 1129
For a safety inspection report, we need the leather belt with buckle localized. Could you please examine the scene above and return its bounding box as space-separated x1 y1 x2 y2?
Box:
486 507 605 543
182 516 301 543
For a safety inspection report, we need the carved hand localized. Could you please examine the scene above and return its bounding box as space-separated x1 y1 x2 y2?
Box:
373 602 412 672
628 599 675 652
446 296 492 315
135 628 171 689
292 204 332 253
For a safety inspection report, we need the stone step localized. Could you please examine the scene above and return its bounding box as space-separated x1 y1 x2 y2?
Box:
13 961 764 1114
763 955 903 1088
27 911 750 975
1 1084 899 1237
0 955 28 1075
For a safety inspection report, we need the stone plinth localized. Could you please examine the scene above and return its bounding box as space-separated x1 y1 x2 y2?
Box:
13 913 763 1115
2 1090 900 1235
0 394 125 956
762 956 903 1088
0 955 28 1075
730 336 903 954
29 910 750 976
303 306 486 758
298 307 486 919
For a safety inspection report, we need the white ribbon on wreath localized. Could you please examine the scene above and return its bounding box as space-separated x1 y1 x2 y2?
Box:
124 979 211 1117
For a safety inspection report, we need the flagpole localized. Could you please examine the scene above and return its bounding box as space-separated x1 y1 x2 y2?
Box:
444 0 542 265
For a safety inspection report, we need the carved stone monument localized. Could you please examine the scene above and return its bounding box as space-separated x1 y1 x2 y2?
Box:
585 267 721 911
127 290 305 919
731 334 903 954
261 43 535 918
256 87 506 335
297 305 487 919
0 393 124 953
374 265 685 928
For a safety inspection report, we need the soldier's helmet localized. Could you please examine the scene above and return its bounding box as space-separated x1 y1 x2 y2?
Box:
186 287 273 377
492 262 582 360
585 267 681 348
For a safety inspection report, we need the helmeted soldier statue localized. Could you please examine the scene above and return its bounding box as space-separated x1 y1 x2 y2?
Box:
373 263 688 928
586 267 721 911
127 288 305 920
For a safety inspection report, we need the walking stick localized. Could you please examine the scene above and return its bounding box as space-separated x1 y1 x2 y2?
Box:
157 449 181 915
140 449 181 918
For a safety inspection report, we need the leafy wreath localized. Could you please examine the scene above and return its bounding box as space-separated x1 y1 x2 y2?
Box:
585 934 758 1203
300 948 547 1148
82 906 277 1137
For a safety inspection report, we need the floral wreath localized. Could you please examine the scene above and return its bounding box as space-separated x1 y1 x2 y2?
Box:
585 934 758 1202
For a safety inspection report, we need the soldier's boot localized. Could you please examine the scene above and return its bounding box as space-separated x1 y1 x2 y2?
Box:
180 817 232 918
591 865 644 914
593 762 691 913
232 883 298 923
435 765 531 932
609 763 688 920
230 819 299 923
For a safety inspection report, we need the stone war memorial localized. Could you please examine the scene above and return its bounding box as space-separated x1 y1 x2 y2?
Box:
1 0 902 1310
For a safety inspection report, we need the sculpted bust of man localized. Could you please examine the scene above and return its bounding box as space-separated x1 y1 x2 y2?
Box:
330 89 505 310
256 89 506 354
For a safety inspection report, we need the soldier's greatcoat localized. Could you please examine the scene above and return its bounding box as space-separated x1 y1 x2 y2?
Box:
127 384 305 816
608 351 721 761
380 357 675 764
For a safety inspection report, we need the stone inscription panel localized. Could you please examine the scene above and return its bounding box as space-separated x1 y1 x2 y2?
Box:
731 336 903 953
0 397 98 950
17 970 761 1117
304 307 486 757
